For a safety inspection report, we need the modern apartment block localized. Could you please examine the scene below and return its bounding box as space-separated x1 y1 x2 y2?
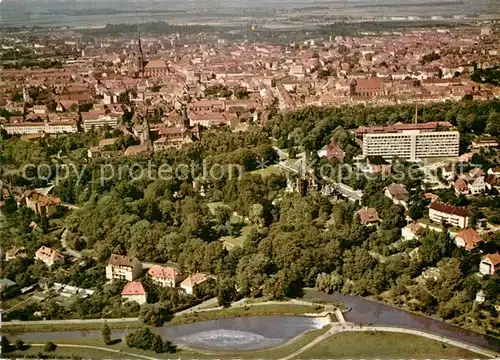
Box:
1 121 78 135
354 122 460 161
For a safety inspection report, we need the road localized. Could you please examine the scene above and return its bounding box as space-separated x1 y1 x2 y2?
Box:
280 323 500 360
60 229 83 259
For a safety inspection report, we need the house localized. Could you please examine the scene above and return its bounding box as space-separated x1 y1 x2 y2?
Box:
475 290 486 304
5 246 27 261
22 190 61 217
356 207 380 226
455 228 483 251
455 177 469 195
34 246 65 267
153 127 194 151
428 202 470 229
180 273 209 294
441 165 456 182
471 136 499 150
402 222 422 241
479 253 500 276
423 192 440 203
121 281 147 305
87 138 120 158
147 265 179 288
105 254 142 281
326 139 345 162
384 183 409 208
366 156 392 175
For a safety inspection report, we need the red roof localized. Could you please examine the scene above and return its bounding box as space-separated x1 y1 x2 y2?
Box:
484 252 500 267
356 207 380 224
121 281 146 296
429 202 470 218
147 265 178 280
456 228 482 250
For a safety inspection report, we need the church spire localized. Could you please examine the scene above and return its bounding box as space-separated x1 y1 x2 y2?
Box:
137 24 145 77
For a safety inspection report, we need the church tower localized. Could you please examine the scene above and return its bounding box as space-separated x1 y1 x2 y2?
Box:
137 28 145 77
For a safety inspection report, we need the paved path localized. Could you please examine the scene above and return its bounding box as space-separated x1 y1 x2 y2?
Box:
279 323 499 360
28 343 157 360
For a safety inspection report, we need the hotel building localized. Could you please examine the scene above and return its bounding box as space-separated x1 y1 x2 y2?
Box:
355 122 459 161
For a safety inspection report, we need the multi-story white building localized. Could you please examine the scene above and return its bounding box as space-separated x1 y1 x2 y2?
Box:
81 112 119 132
1 121 78 135
105 254 142 281
355 122 459 161
429 202 470 229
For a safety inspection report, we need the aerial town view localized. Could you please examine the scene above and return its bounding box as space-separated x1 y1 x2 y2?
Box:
0 0 499 359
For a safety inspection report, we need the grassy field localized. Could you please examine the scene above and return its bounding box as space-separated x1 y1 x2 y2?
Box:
251 164 284 177
170 304 324 325
293 331 486 360
2 320 142 334
220 224 255 249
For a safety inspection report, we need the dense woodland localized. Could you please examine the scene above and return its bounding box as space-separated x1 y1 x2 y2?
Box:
1 99 499 335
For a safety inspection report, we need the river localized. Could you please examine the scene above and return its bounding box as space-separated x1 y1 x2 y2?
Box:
303 290 500 352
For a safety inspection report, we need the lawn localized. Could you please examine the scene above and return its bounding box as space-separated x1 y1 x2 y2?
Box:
251 164 284 177
294 331 486 359
220 224 256 249
2 320 142 334
169 303 324 325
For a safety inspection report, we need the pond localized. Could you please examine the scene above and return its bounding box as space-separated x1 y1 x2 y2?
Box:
5 315 330 351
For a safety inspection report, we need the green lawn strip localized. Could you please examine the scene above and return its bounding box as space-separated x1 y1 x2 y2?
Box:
169 304 324 325
293 331 487 360
221 224 256 248
2 320 142 334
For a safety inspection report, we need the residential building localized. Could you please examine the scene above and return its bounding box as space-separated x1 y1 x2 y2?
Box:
455 228 483 250
81 111 119 131
471 136 499 150
105 254 142 281
384 183 409 208
147 265 179 288
356 207 380 226
355 122 459 161
479 253 500 276
428 202 470 229
153 127 193 151
35 246 64 267
1 121 78 135
402 222 422 241
121 281 147 305
180 273 209 294
23 190 60 217
5 246 27 261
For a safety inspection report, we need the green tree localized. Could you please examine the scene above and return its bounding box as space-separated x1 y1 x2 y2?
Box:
216 278 237 307
1 336 12 353
43 342 57 352
14 339 25 351
101 321 111 345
